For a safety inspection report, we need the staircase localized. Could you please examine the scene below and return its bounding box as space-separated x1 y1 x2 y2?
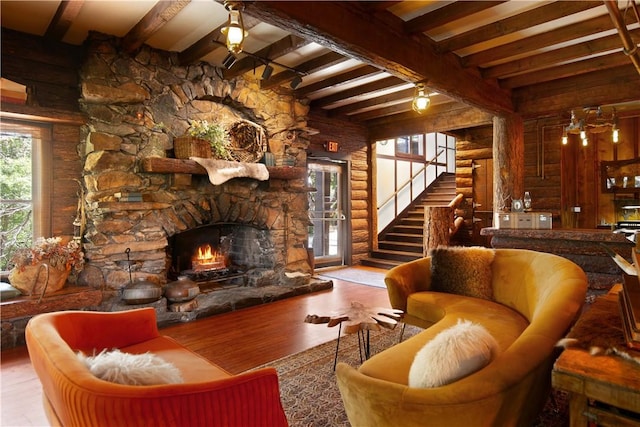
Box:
360 173 456 270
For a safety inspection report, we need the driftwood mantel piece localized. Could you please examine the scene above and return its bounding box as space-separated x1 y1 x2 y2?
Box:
481 227 633 289
140 157 306 180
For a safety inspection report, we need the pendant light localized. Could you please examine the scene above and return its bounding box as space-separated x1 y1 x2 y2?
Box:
412 83 430 114
221 1 247 54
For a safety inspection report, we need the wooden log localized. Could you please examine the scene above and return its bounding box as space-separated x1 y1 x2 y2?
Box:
424 206 451 256
493 115 524 212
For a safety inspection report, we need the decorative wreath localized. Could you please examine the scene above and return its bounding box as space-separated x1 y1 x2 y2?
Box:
227 119 267 163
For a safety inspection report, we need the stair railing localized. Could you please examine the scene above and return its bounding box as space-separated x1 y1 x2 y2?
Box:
377 147 447 213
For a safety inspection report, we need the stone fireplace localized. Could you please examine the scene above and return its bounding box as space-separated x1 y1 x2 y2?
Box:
74 33 328 316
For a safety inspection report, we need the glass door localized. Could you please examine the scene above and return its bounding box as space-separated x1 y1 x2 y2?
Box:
307 160 347 268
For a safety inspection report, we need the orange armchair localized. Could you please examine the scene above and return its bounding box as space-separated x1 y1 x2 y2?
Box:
25 308 288 427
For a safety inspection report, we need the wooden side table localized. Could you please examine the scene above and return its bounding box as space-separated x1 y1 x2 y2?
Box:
305 301 403 370
552 287 640 426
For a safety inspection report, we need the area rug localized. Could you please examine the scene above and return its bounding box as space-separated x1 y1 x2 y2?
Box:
260 325 569 427
316 267 387 288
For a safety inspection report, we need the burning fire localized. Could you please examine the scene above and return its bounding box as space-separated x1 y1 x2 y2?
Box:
192 244 226 271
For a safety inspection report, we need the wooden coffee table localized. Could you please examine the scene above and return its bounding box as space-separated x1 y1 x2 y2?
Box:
552 286 640 426
305 301 403 370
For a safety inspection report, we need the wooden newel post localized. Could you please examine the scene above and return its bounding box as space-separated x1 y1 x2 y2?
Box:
424 206 451 256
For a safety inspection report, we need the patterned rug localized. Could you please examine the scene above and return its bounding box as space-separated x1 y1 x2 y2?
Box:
261 325 569 427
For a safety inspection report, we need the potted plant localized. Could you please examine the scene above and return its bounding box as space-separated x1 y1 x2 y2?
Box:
174 120 231 160
8 237 84 296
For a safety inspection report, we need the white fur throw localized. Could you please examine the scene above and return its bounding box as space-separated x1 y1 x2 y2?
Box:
408 319 499 388
77 349 184 385
191 157 269 185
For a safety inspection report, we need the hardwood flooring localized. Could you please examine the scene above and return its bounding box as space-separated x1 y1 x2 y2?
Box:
1 267 389 426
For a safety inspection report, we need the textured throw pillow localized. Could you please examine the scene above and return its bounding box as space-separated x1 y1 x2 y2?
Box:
77 349 184 385
430 246 495 300
408 319 499 388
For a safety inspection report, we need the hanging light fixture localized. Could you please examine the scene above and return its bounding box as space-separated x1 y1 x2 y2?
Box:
221 1 247 54
261 63 274 80
561 107 619 146
412 83 430 113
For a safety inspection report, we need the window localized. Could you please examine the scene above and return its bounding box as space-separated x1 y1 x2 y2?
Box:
0 120 52 270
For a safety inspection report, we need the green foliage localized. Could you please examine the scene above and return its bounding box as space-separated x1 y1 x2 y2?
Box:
187 120 231 159
1 133 33 270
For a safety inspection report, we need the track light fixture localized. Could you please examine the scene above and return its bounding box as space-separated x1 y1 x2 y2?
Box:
412 83 430 113
222 53 237 69
221 1 247 54
261 64 274 80
290 74 303 89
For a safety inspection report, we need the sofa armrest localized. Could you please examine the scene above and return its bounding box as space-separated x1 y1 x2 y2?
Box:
384 257 432 311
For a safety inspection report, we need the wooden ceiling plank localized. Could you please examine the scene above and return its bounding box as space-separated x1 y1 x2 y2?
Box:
405 1 506 34
501 51 632 89
45 0 85 40
514 65 640 118
463 13 635 68
439 1 602 53
312 76 406 108
260 51 347 89
295 65 381 96
329 87 414 116
224 34 308 79
123 0 191 54
245 1 513 115
483 29 640 79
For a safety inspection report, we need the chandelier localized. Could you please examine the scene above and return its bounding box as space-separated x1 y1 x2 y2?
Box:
561 106 619 146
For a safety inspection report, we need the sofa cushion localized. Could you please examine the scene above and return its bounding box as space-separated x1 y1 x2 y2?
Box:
408 319 499 388
77 349 184 385
430 246 495 300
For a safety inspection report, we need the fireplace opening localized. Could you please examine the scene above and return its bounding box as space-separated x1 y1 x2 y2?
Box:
168 223 276 288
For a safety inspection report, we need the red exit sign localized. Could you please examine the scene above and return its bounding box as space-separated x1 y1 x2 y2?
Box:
326 140 339 152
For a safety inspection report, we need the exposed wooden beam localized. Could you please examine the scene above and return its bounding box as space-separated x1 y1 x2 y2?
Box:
122 0 190 54
483 29 640 79
312 76 406 108
295 65 381 97
438 1 601 53
604 0 640 76
223 35 308 79
367 103 494 138
463 13 635 67
244 1 513 115
45 0 85 40
260 51 346 90
405 1 506 34
514 65 640 118
501 51 631 89
344 92 453 121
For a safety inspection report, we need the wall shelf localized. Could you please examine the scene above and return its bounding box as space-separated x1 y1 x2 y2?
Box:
140 157 306 180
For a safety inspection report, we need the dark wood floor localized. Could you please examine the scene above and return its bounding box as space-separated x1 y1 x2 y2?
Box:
1 267 389 426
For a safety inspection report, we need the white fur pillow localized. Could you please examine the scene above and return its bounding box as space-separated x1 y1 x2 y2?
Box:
77 349 184 385
408 319 499 388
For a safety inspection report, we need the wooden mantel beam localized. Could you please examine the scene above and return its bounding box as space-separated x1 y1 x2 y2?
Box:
244 1 514 116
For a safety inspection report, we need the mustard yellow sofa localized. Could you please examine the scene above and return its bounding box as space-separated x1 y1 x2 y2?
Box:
25 307 288 427
336 248 587 427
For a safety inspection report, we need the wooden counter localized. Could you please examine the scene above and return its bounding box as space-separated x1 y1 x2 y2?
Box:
480 227 633 289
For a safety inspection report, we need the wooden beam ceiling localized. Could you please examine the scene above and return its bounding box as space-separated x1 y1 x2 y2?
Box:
244 1 515 116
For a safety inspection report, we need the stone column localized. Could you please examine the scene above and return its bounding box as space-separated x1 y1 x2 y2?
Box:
493 114 524 212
